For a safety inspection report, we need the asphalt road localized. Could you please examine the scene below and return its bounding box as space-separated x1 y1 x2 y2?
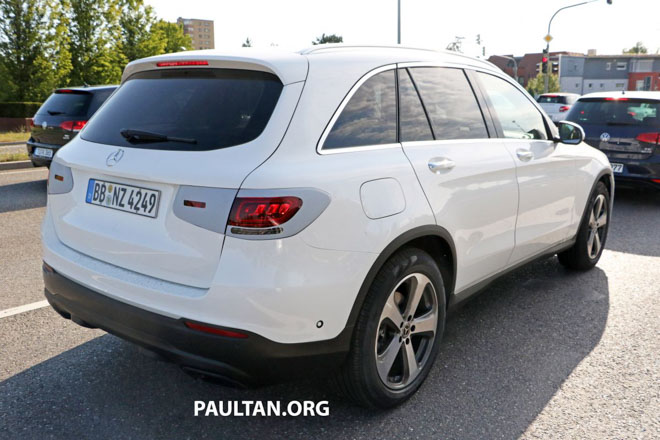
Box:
1 167 658 439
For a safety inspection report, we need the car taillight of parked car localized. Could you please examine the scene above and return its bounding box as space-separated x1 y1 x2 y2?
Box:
228 196 302 228
59 120 88 132
559 106 570 112
636 132 660 145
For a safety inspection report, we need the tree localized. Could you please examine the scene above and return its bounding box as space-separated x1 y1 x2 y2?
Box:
242 37 252 47
118 0 163 62
0 0 53 101
67 0 125 85
526 73 560 97
312 33 343 45
623 42 647 54
152 20 192 54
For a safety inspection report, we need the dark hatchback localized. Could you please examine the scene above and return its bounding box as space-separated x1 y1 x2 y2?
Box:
28 86 117 167
566 91 660 189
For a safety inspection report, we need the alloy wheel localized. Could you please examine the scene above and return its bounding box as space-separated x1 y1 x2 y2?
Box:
587 194 608 259
374 273 438 390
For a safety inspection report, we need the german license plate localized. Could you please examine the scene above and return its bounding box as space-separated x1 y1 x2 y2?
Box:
611 163 624 173
34 147 53 158
85 179 160 218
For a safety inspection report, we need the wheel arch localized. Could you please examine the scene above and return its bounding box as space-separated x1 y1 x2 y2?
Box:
345 225 457 333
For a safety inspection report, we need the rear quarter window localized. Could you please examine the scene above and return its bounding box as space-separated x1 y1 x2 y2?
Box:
81 69 283 151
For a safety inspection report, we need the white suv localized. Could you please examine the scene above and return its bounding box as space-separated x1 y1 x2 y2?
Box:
42 46 613 408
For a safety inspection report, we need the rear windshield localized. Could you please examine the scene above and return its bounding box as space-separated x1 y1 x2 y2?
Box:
567 98 660 126
81 69 283 151
537 95 567 104
37 91 92 117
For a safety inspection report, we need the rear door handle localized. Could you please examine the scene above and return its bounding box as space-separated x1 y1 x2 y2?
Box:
428 157 455 173
516 149 534 162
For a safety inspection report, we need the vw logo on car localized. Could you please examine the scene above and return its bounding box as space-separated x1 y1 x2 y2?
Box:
600 132 611 142
106 148 124 167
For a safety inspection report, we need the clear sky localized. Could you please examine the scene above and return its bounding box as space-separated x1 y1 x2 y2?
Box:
146 0 660 58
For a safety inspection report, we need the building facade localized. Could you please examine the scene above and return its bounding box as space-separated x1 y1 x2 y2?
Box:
177 17 215 50
492 51 660 94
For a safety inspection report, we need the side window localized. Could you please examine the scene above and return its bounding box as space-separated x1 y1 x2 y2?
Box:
409 67 488 140
323 70 397 149
398 69 433 142
476 72 548 140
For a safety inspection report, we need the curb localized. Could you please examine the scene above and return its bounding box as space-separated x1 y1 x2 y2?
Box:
0 141 27 146
0 160 34 171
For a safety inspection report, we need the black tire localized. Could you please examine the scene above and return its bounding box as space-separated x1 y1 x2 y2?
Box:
335 247 446 408
558 181 610 270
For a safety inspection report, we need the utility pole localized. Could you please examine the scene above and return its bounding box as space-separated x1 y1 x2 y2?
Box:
543 0 610 93
397 0 401 44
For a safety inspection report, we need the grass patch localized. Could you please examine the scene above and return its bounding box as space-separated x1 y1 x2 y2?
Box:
0 130 30 143
0 152 29 162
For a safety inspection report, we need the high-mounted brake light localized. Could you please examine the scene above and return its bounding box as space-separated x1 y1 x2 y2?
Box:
636 132 660 145
156 60 209 67
604 97 628 101
59 120 87 132
184 321 248 338
559 105 570 112
228 196 302 228
57 89 74 93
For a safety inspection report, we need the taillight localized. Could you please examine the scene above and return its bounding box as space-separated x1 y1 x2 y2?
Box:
228 196 302 228
59 120 87 132
559 106 570 112
29 118 34 127
636 132 660 145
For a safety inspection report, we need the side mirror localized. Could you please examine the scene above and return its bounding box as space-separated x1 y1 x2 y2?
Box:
555 121 585 145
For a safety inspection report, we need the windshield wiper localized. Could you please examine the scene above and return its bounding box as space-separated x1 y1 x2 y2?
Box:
47 110 64 115
119 129 197 144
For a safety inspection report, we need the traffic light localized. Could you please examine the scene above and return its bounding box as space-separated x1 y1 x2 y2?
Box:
541 49 549 74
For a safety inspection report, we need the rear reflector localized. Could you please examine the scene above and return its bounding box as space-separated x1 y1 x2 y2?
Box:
636 132 660 145
59 120 87 132
184 321 248 338
156 60 209 67
54 174 64 182
183 200 206 208
228 196 302 228
559 106 570 112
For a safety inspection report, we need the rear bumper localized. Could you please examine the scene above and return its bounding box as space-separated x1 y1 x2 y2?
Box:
43 266 350 386
27 140 62 166
608 154 660 189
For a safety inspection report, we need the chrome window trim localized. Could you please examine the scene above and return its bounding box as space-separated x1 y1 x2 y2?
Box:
317 64 397 155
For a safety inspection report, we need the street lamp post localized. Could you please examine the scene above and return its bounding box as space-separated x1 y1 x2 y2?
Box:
397 0 401 44
544 0 600 93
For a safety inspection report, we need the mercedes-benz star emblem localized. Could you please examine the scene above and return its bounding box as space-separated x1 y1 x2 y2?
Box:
106 149 124 167
600 132 611 142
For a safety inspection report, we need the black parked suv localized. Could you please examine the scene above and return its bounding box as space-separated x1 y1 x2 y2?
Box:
28 86 117 167
566 91 660 189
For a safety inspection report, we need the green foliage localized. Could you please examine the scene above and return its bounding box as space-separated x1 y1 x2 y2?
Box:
0 0 192 100
242 37 252 48
623 42 647 54
152 20 192 54
526 73 560 97
0 102 43 117
118 0 164 61
312 33 343 45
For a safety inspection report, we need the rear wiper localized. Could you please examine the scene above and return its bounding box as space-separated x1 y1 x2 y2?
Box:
119 129 197 144
47 110 64 115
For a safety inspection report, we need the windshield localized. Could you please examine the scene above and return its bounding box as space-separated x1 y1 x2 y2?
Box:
37 91 92 117
81 69 283 151
567 98 660 126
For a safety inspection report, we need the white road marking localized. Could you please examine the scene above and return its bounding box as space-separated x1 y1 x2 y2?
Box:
0 168 47 176
0 300 50 319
